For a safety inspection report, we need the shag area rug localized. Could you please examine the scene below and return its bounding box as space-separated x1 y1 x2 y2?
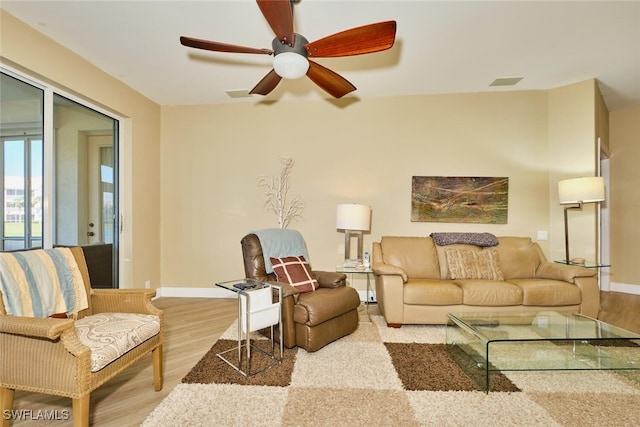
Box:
143 315 640 426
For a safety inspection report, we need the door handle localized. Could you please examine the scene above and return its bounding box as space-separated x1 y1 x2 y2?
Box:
87 231 95 237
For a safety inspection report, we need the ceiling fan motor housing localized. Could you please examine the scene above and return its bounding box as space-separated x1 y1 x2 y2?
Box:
272 33 309 57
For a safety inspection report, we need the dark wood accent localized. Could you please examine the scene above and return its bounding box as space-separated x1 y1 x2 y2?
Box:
80 244 114 289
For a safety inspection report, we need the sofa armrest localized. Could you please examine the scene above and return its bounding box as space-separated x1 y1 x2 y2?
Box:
535 261 596 283
90 289 162 316
372 263 408 283
535 262 599 318
374 273 405 326
313 271 347 288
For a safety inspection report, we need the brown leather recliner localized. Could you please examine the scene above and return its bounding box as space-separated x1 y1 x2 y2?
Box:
241 233 360 352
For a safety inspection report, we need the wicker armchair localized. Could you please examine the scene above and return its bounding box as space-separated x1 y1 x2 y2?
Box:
0 247 163 427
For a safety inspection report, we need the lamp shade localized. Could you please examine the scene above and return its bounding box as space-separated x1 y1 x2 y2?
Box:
272 52 309 80
558 177 605 204
336 204 371 231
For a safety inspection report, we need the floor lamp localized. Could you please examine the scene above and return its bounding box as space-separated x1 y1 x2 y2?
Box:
558 177 605 264
336 203 371 267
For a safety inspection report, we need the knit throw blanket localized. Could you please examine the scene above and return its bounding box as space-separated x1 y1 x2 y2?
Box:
0 248 89 317
251 229 309 274
430 232 499 247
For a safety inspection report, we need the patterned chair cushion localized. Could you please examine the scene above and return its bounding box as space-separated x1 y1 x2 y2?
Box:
75 312 160 372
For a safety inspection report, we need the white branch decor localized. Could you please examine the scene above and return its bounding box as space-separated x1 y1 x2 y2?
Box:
258 157 304 229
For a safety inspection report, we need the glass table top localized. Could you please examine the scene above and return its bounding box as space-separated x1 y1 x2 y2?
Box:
554 260 611 268
215 278 270 293
448 311 640 342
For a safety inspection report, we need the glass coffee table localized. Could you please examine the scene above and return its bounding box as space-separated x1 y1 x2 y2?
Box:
446 311 640 392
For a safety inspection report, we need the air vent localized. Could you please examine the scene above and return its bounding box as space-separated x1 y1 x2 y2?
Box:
489 77 523 87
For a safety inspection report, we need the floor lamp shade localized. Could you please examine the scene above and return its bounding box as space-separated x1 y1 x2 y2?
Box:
558 177 605 264
558 177 605 204
336 204 371 265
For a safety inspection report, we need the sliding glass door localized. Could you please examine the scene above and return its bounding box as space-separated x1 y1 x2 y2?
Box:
1 70 119 287
0 73 43 250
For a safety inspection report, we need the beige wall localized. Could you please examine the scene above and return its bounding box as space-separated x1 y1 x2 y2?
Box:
1 10 162 289
160 89 588 287
610 106 640 289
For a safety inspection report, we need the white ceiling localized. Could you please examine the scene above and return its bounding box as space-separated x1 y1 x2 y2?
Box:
2 1 639 111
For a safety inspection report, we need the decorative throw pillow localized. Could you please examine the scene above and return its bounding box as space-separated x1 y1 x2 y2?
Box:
269 256 319 293
445 248 504 281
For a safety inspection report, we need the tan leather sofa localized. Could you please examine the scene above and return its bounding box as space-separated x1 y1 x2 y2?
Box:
372 236 599 327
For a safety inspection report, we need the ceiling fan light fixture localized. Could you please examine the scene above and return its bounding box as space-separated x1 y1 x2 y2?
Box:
272 52 309 79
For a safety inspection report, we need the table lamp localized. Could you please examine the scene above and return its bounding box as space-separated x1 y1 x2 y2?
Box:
558 176 605 264
336 203 371 267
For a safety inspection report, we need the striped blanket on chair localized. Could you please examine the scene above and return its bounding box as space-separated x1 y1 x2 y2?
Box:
0 248 89 318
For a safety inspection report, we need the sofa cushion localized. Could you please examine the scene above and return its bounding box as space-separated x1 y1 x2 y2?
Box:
493 237 543 279
404 279 463 305
453 280 523 306
509 279 582 306
270 256 319 293
75 312 161 372
445 248 504 281
380 236 440 279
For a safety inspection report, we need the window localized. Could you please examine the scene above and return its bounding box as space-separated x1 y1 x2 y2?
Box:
1 70 120 287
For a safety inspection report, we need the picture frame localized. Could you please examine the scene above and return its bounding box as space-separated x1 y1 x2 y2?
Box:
411 176 509 224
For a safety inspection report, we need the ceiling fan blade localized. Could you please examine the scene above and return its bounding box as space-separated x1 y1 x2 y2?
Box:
180 36 273 55
249 69 283 96
305 21 397 58
306 60 356 98
257 0 295 46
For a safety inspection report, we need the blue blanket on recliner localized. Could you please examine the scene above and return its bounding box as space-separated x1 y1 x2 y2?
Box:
251 229 309 274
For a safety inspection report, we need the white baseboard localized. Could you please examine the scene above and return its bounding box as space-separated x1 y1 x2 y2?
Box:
154 287 376 302
608 282 640 296
155 287 233 298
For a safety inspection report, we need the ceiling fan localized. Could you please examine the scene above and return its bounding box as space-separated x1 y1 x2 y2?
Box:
180 0 396 98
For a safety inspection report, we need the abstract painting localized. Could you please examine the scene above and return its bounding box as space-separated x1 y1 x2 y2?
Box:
411 176 509 224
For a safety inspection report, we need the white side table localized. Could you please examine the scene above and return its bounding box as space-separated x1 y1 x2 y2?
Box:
215 278 283 376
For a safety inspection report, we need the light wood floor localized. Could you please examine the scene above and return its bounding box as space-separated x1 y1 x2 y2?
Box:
8 298 238 427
